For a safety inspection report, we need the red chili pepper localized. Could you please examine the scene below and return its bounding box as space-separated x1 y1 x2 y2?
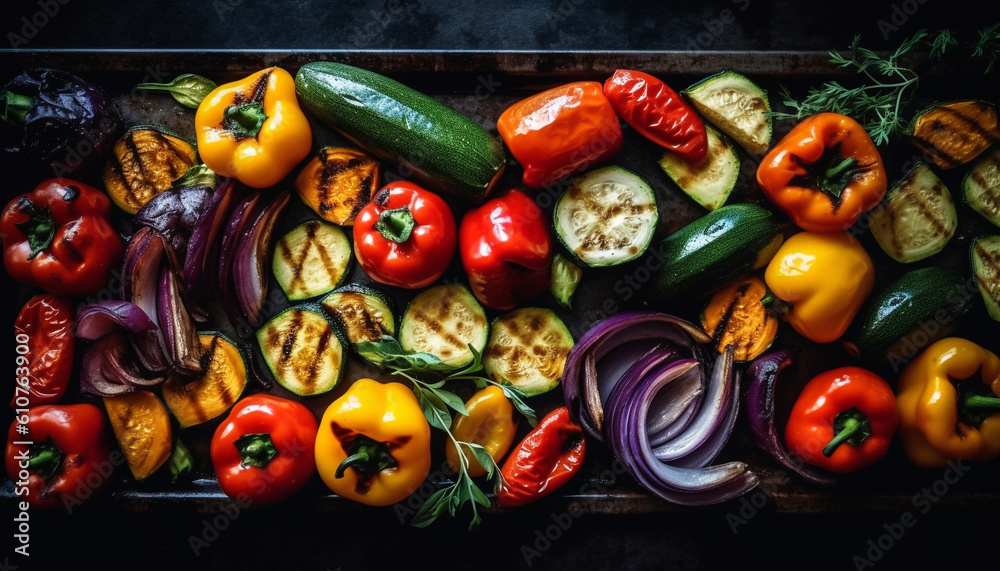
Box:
459 187 552 311
210 394 319 505
12 294 75 408
1 178 124 297
603 69 708 164
5 404 113 509
353 181 457 289
496 406 586 508
497 81 623 189
784 366 898 473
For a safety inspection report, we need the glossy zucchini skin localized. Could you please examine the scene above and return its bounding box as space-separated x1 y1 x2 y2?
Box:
644 203 783 303
850 266 974 366
294 61 506 203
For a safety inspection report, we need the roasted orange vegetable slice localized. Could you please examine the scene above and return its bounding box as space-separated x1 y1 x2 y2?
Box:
294 146 380 225
102 126 199 214
103 389 173 480
906 100 1000 170
700 275 779 362
161 333 247 428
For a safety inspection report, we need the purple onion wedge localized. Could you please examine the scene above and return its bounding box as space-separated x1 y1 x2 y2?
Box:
183 179 241 302
231 189 290 327
744 349 837 486
76 300 169 373
157 263 203 375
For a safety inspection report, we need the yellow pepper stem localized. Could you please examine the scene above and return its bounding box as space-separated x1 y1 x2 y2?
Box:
335 435 398 479
222 101 266 140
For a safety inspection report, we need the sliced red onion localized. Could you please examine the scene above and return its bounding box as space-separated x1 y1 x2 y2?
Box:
184 179 241 302
76 300 169 373
232 189 290 327
744 349 837 486
217 191 262 333
80 334 135 397
652 347 735 462
100 334 167 388
562 311 711 440
157 263 203 375
668 351 742 469
646 367 703 446
122 227 167 349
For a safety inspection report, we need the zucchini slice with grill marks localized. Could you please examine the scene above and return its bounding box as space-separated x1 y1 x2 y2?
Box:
869 163 957 263
256 304 346 397
964 147 1000 228
102 125 199 214
972 235 1000 322
482 307 575 397
682 70 772 157
161 332 247 428
398 284 488 369
321 284 397 365
294 146 380 226
272 219 352 300
553 166 658 268
658 124 740 211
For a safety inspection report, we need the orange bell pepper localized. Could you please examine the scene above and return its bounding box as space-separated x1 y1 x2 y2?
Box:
757 113 887 233
195 67 312 188
497 81 622 189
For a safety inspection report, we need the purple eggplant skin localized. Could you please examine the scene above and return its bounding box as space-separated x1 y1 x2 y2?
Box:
1 68 121 179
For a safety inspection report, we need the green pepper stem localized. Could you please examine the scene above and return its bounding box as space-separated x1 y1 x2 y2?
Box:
222 101 266 140
822 408 871 458
817 156 859 199
375 206 416 244
28 438 64 481
1 91 34 126
335 437 398 479
962 394 1000 410
233 433 278 469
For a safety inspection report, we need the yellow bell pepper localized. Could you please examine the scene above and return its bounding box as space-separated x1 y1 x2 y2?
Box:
444 386 519 477
897 337 1000 468
315 378 431 506
195 67 312 188
764 231 875 343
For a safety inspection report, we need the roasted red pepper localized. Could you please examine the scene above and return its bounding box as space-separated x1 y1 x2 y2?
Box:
5 403 112 509
459 188 552 311
496 406 586 508
12 294 75 408
756 113 887 233
353 181 457 289
603 69 708 163
784 367 898 473
210 394 318 505
497 81 623 189
1 178 124 297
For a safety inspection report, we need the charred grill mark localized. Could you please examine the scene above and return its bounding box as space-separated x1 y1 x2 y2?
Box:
912 105 1000 168
124 130 155 198
277 312 303 361
302 325 334 393
278 221 344 297
199 335 221 374
412 309 467 352
248 71 272 104
971 154 1000 213
975 243 1000 297
150 131 186 179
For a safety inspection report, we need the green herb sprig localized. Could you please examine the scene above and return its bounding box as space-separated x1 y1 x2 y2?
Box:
356 336 536 530
772 26 999 146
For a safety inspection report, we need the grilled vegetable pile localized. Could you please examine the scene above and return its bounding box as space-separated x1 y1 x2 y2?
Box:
3 33 1000 532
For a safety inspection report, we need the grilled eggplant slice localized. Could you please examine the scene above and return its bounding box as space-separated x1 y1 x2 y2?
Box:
103 125 199 214
256 305 346 396
272 219 352 300
294 146 380 225
398 284 488 369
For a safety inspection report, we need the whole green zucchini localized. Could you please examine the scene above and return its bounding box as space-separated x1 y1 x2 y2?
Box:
295 61 506 203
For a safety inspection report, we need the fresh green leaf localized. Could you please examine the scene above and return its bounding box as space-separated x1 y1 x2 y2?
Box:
414 389 452 431
462 441 497 479
168 439 194 483
135 73 218 108
410 486 455 528
172 164 217 190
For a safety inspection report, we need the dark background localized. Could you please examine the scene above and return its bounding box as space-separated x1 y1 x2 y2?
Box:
3 1 1000 570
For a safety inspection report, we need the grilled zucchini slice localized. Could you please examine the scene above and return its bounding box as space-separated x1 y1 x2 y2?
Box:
869 163 957 263
256 305 346 397
294 146 380 226
658 124 740 211
972 235 1000 322
553 166 658 267
102 125 199 214
482 307 575 397
272 219 352 300
398 284 488 369
964 147 1000 228
682 70 772 156
321 284 397 365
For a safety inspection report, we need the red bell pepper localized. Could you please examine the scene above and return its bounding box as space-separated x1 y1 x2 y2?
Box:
459 188 552 311
496 406 586 508
1 178 124 297
353 181 457 289
497 81 623 189
13 294 75 408
784 366 898 473
210 394 318 505
603 69 708 164
5 404 113 509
